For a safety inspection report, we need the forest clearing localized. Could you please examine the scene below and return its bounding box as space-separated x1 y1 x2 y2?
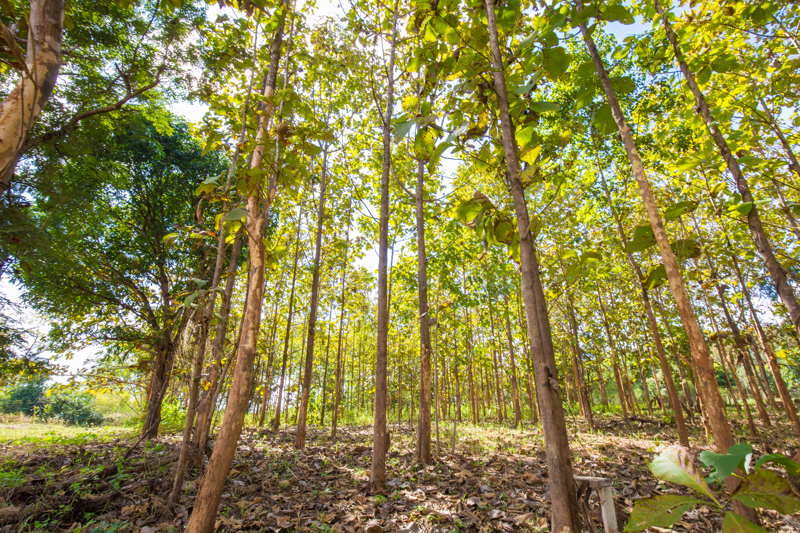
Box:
2 0 800 531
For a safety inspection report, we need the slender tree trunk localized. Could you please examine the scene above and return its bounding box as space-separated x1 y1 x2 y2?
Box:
0 0 65 191
195 236 243 452
331 206 352 440
295 151 329 449
485 2 579 529
414 158 433 464
185 7 289 529
319 311 333 426
580 21 734 454
370 3 397 494
597 170 689 443
503 303 523 428
597 298 630 419
655 0 800 337
565 298 594 429
488 304 506 423
272 211 303 430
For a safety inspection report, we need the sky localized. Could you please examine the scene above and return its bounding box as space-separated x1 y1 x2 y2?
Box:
0 5 663 382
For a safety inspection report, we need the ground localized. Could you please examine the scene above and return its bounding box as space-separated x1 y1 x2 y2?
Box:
0 417 798 532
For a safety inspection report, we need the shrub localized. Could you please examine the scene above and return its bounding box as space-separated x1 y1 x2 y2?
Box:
0 379 46 415
39 392 104 426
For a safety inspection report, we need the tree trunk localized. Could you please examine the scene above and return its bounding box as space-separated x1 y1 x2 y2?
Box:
369 3 397 494
488 304 506 423
195 236 243 452
272 211 303 430
185 7 288 530
580 21 734 454
295 150 329 449
0 0 65 191
565 298 594 429
331 205 352 440
142 334 179 439
414 158 433 464
503 303 523 428
485 1 580 529
655 0 800 337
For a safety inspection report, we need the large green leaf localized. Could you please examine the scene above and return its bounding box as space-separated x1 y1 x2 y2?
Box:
592 104 617 136
493 217 516 245
393 119 415 140
221 207 248 223
626 224 656 253
732 468 800 513
754 454 800 476
625 494 703 531
699 443 752 484
721 512 769 533
530 101 560 113
542 46 569 79
644 264 666 289
601 4 634 24
649 446 717 502
672 238 701 261
414 127 439 161
515 125 538 151
664 200 699 221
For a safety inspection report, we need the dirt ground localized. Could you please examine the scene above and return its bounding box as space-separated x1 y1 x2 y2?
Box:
1 416 798 532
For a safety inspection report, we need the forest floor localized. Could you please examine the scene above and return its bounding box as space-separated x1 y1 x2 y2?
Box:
0 416 798 532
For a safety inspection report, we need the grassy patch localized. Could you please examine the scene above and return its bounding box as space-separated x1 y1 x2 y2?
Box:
0 423 133 446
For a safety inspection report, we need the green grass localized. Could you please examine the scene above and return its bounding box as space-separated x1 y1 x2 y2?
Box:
0 422 133 446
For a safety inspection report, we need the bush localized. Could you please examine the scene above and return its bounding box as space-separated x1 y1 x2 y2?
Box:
39 392 105 426
0 380 46 415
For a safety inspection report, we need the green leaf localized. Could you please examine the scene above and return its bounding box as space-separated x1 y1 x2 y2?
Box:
644 264 666 289
733 468 800 514
732 202 754 216
672 238 701 261
721 512 769 533
649 446 717 502
542 46 569 79
611 76 635 95
414 127 439 161
515 125 538 152
626 224 656 253
602 4 634 24
493 217 515 245
592 104 616 136
625 494 703 531
699 443 752 484
221 207 248 223
530 101 560 113
162 232 179 246
393 119 415 140
664 200 699 221
754 454 800 476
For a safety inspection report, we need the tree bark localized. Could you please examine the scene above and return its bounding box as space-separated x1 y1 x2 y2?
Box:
414 159 433 464
0 0 65 191
295 150 329 449
655 0 800 337
370 3 397 494
185 5 288 530
485 1 580 529
580 21 734 453
331 205 351 440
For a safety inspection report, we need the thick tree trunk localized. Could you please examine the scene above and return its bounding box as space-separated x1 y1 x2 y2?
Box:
485 1 579 529
580 22 734 454
655 1 800 337
370 4 397 494
185 6 288 530
295 151 329 449
141 336 179 439
0 0 65 191
414 159 433 464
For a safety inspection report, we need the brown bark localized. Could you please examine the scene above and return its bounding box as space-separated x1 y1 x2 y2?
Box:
596 169 689 443
185 5 288 530
580 21 734 453
0 0 64 191
485 2 580 529
370 4 397 494
414 158 433 464
503 302 523 428
655 0 800 337
295 151 329 449
331 206 351 440
488 304 507 423
565 297 594 429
